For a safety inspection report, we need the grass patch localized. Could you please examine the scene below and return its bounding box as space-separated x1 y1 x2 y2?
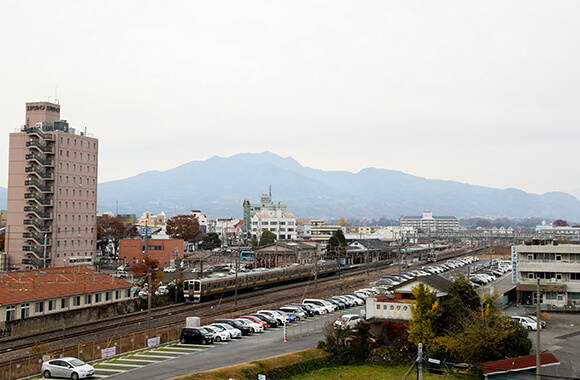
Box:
283 364 478 379
167 349 478 380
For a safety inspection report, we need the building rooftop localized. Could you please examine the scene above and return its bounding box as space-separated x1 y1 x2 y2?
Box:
0 267 132 305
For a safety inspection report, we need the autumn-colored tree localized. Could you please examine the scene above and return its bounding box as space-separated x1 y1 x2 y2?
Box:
407 283 441 351
553 219 569 227
132 256 164 294
258 230 276 246
97 215 138 254
337 217 348 227
166 215 202 243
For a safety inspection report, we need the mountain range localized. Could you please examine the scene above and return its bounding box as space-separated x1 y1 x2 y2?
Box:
2 152 580 222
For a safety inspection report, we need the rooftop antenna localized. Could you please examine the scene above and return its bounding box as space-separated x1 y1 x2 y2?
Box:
269 185 272 198
54 84 59 104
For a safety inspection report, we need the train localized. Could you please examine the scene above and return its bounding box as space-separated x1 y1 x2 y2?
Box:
183 261 339 303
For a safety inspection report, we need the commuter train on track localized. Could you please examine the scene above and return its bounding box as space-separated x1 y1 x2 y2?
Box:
183 262 339 303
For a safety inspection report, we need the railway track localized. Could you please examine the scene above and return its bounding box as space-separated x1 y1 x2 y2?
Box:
0 262 390 361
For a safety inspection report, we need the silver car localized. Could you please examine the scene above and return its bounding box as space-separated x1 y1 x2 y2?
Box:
41 357 95 379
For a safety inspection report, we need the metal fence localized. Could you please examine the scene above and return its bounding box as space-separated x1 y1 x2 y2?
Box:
0 319 192 380
0 308 352 380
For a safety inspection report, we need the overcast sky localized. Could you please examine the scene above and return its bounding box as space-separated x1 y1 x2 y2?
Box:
1 1 579 196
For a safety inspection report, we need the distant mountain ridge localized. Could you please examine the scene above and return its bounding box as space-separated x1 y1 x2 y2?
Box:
96 152 580 222
3 152 580 222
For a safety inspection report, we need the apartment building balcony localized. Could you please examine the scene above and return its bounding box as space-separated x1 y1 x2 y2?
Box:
23 232 51 246
26 139 53 153
24 192 53 206
23 219 51 232
24 126 54 140
517 259 580 274
25 152 53 167
25 178 52 193
24 205 51 219
24 166 53 180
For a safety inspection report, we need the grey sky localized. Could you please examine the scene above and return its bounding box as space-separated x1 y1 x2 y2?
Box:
1 1 579 195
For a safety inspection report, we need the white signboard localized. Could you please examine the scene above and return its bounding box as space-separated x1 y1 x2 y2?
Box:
148 336 161 348
101 346 116 359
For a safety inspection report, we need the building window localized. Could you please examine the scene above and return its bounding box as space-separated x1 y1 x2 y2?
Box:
73 296 81 307
125 289 131 298
61 298 69 309
105 291 112 301
35 301 44 314
5 306 16 322
48 299 56 312
84 294 92 305
21 303 30 319
95 293 102 303
115 290 121 300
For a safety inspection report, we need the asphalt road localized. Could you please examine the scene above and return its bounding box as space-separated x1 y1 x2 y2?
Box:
105 312 340 380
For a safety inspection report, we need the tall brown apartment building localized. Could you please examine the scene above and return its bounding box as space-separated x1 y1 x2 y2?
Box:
5 102 98 270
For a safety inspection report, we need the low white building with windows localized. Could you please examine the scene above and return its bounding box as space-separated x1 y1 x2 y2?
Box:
0 266 136 335
250 210 297 241
514 242 580 308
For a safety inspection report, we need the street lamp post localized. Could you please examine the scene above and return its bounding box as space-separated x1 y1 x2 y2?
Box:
43 233 47 268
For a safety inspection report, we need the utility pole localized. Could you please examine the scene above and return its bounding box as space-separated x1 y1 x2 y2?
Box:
536 277 541 380
234 254 239 305
147 271 152 339
43 233 47 268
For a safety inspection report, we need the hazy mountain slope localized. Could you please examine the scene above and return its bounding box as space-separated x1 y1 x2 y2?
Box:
96 152 580 222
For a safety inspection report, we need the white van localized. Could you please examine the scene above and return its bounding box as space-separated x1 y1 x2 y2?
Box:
303 299 335 313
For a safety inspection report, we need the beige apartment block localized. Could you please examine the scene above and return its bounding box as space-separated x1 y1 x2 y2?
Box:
5 102 98 270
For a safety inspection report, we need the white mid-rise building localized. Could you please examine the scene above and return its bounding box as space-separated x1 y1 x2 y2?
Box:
400 210 459 232
251 210 297 241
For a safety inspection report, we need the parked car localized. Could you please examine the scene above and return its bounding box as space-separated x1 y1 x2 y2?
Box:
334 314 364 329
202 325 231 342
257 310 286 324
303 299 335 314
248 313 279 327
41 357 95 379
523 315 547 329
155 285 169 296
213 319 252 336
237 317 264 333
179 327 215 344
211 323 242 338
289 303 317 317
279 306 308 320
511 316 541 331
239 315 269 329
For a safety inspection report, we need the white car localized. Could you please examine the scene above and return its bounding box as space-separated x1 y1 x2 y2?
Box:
334 314 364 329
511 316 541 331
41 357 95 379
202 325 231 341
237 318 264 333
211 323 242 339
257 310 286 325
